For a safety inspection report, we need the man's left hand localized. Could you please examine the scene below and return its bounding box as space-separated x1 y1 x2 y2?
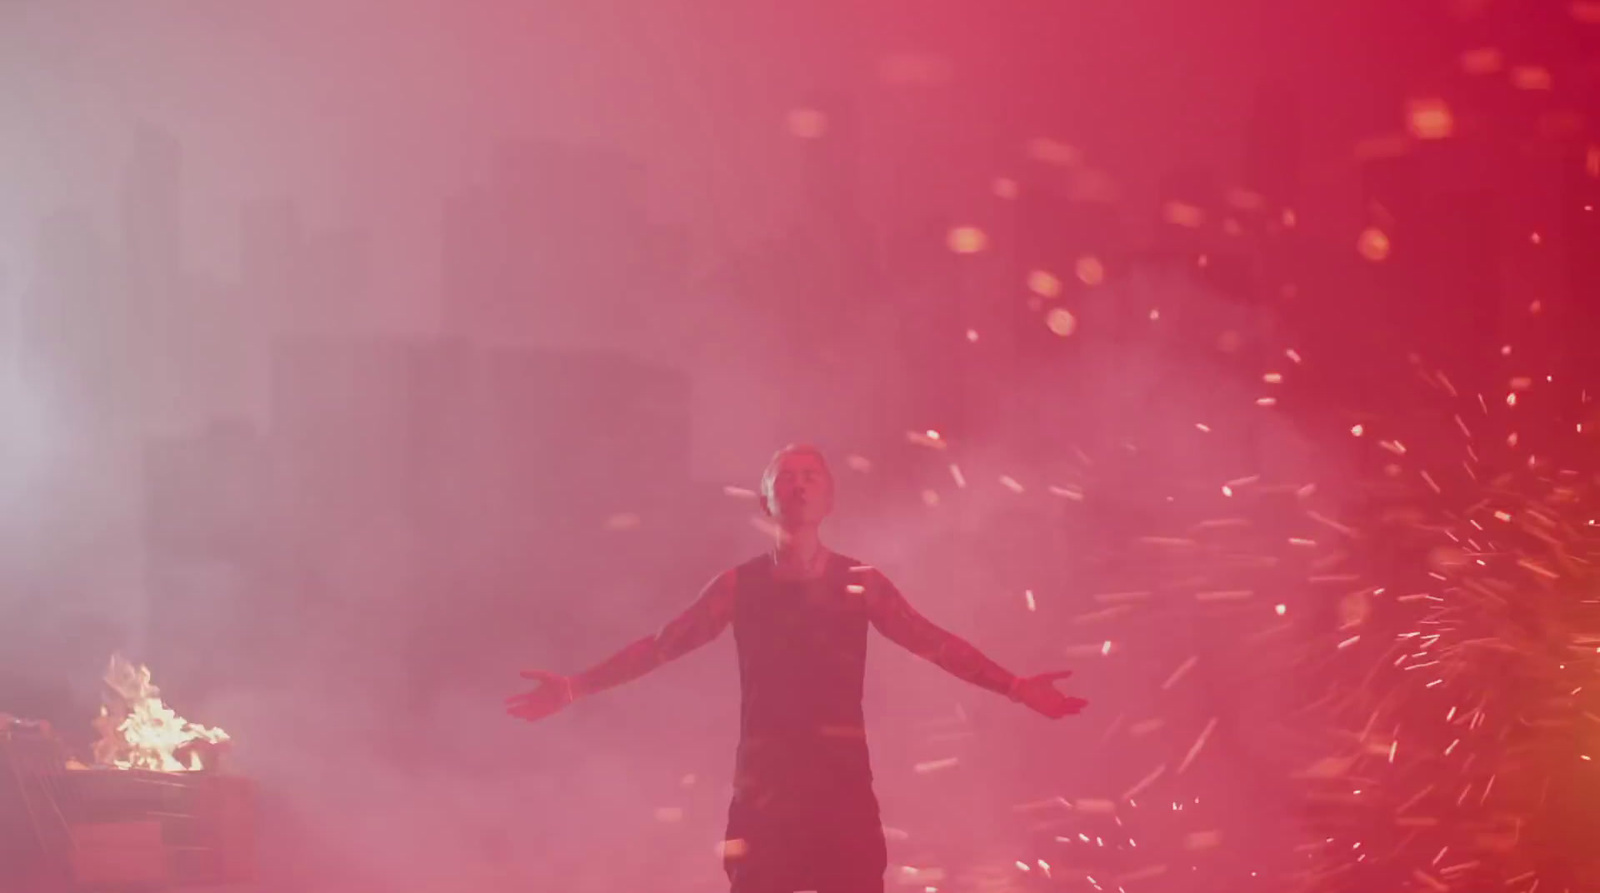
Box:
1011 671 1087 719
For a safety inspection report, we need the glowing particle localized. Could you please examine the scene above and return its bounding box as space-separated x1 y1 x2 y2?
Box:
1507 392 1518 406
1196 423 1211 433
1028 269 1062 297
964 328 979 342
947 226 987 254
1531 231 1543 244
1025 137 1081 166
878 52 952 86
1511 66 1553 90
1175 718 1218 774
1351 424 1365 436
948 464 967 488
1149 308 1161 320
1337 635 1361 650
723 486 759 499
1045 308 1078 337
845 454 872 472
1025 590 1037 611
1256 397 1278 406
785 108 828 138
1101 640 1113 656
1576 2 1600 22
999 475 1025 493
1357 227 1391 261
1460 46 1503 74
1194 590 1252 602
1282 208 1297 228
1275 604 1287 616
914 757 960 773
1162 656 1199 689
1263 372 1283 384
1162 201 1206 228
1285 348 1303 363
1407 98 1454 140
921 490 940 507
720 838 749 859
655 806 684 822
1412 870 1449 892
993 177 1020 199
1075 255 1106 286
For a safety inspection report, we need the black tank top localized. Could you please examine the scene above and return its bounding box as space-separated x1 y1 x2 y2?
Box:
728 551 877 812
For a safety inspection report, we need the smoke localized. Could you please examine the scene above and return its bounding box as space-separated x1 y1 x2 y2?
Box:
0 2 1401 890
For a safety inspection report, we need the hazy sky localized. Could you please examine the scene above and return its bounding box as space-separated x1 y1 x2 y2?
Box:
0 0 1403 332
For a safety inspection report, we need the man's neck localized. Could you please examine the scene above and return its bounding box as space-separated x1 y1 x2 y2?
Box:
772 528 826 576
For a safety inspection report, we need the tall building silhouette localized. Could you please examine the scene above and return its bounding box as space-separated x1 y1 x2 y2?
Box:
441 140 667 347
119 124 184 431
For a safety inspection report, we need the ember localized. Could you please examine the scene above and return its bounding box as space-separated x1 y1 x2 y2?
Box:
90 654 228 773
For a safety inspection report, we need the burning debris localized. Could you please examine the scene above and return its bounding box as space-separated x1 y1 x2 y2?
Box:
89 654 229 773
2 656 255 888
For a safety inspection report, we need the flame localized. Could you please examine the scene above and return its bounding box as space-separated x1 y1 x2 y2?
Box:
91 654 228 772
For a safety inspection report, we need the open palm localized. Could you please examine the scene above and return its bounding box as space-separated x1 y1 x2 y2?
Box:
1014 671 1087 718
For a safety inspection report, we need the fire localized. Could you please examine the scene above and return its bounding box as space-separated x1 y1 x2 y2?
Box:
91 654 229 772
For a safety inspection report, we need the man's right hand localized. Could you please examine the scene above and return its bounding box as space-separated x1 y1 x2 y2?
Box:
505 669 576 722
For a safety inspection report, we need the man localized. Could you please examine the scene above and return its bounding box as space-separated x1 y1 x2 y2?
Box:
507 445 1086 893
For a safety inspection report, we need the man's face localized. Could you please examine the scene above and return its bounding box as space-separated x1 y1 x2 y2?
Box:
763 451 834 527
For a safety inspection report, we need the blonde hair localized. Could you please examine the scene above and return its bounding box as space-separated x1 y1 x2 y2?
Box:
759 443 832 501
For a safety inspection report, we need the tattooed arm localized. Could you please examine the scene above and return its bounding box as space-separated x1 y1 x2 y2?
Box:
864 569 1022 698
508 570 736 721
571 569 737 697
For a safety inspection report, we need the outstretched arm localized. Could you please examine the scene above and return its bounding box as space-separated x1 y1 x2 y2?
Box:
865 569 1021 697
864 569 1087 718
571 569 736 697
507 569 736 721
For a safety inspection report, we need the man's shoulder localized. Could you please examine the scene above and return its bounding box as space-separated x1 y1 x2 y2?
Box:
723 552 881 578
834 553 873 574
